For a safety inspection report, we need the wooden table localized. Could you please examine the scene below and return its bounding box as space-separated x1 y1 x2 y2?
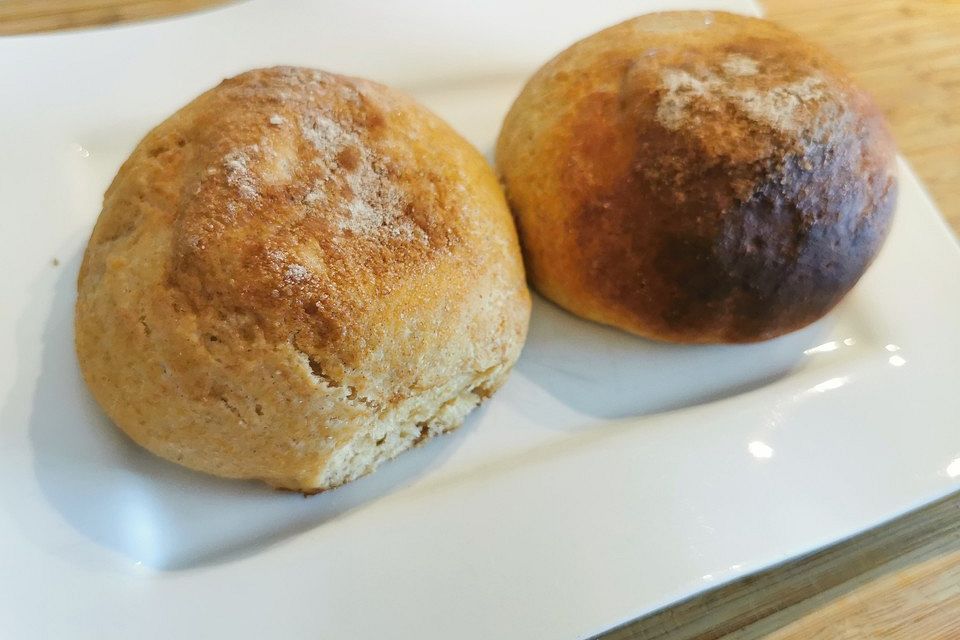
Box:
2 1 959 638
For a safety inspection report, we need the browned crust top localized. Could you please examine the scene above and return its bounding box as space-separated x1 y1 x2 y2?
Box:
85 67 525 376
167 68 479 360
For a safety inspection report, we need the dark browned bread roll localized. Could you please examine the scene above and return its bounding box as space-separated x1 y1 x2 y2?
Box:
496 11 897 343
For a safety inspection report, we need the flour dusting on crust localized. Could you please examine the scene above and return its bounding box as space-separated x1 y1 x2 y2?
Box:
721 54 758 77
300 110 416 239
657 54 826 134
223 148 259 200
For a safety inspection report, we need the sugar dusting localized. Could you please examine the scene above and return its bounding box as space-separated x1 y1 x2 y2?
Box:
223 147 259 200
303 179 326 205
284 263 310 283
657 54 826 134
736 77 825 131
269 114 286 126
264 249 313 286
300 110 416 239
721 54 759 77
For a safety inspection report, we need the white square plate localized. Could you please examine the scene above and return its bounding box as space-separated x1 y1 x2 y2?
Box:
2 1 960 638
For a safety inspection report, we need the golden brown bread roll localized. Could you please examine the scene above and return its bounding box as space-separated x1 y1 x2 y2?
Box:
496 11 897 343
76 67 530 492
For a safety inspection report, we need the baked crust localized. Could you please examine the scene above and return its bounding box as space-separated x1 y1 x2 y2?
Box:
496 11 897 343
76 67 530 491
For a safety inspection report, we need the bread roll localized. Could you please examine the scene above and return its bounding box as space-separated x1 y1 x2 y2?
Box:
76 67 530 492
496 11 897 343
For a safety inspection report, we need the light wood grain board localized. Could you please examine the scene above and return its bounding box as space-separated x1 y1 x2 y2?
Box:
602 493 960 639
2 1 959 638
0 0 228 35
764 0 960 242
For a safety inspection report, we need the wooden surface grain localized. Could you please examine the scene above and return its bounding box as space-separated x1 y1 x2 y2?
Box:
602 493 960 640
0 0 228 35
765 0 960 237
2 1 959 639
